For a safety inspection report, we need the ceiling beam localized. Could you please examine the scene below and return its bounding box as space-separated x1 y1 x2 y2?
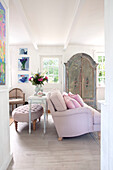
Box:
12 0 38 50
64 0 85 50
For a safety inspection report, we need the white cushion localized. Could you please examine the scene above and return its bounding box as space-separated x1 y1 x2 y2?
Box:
9 98 23 102
50 90 67 111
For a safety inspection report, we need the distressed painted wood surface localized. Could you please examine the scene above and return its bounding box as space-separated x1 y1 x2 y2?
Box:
64 53 97 108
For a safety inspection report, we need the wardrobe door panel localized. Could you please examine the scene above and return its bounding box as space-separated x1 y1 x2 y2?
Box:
68 56 81 95
64 53 97 108
82 57 94 99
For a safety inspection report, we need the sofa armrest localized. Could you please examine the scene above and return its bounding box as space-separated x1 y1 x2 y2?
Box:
52 107 91 117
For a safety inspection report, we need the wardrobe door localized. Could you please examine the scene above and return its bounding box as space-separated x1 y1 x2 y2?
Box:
82 57 94 99
68 55 82 95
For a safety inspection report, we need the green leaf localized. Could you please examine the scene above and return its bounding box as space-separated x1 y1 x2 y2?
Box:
98 56 102 62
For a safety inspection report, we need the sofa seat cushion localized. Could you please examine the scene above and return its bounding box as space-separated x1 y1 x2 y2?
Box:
64 95 81 109
12 104 43 122
50 91 67 111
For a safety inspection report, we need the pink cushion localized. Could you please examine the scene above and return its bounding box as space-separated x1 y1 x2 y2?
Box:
50 91 67 111
68 93 84 107
63 92 68 96
72 98 81 108
64 95 81 109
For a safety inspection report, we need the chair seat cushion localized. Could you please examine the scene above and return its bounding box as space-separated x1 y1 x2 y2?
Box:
9 98 23 104
12 104 43 122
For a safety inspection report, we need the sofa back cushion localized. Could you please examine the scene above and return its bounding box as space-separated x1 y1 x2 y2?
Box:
50 91 67 111
63 95 81 109
68 93 84 107
47 92 56 113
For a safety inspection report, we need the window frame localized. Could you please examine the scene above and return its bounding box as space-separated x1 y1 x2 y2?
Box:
40 56 62 85
97 53 105 87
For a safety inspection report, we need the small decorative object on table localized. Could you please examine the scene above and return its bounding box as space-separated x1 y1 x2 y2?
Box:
37 91 43 97
29 72 48 96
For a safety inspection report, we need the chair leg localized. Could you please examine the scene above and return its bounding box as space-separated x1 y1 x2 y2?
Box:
14 121 18 131
33 119 37 131
58 137 63 141
98 131 101 140
39 117 41 122
12 104 14 111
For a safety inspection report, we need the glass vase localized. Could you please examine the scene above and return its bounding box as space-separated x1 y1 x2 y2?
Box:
21 63 25 70
34 84 43 96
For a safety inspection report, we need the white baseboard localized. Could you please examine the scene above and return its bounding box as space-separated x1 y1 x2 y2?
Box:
0 153 13 170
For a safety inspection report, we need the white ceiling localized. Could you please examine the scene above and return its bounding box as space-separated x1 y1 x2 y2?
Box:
9 0 31 45
9 0 104 48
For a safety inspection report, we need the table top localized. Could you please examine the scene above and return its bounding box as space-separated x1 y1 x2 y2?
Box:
28 92 48 101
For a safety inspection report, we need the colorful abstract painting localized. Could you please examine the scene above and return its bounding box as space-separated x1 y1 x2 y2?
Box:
18 57 29 71
18 74 29 83
0 2 6 85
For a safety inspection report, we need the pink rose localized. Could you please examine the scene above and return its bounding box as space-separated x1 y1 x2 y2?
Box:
45 76 48 80
38 78 43 81
28 77 32 81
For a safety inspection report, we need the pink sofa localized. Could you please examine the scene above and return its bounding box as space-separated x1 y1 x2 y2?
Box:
47 90 101 140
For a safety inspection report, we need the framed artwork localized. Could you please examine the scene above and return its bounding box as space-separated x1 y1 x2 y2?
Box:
18 74 29 83
19 48 28 55
0 2 6 85
18 57 29 71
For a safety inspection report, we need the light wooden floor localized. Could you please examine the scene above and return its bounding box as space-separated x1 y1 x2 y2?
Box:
8 115 100 170
9 117 14 126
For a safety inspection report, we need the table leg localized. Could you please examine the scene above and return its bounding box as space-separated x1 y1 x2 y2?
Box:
29 101 31 134
43 106 46 134
46 101 48 121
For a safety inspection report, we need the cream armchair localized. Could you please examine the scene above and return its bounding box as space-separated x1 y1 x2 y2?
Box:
47 91 101 141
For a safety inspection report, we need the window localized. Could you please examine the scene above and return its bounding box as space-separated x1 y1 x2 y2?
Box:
42 57 59 83
97 55 105 86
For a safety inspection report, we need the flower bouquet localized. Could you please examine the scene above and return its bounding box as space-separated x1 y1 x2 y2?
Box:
29 72 48 95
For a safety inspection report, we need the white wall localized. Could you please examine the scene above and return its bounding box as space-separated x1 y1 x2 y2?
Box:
9 44 105 101
0 0 12 170
10 44 38 100
9 45 64 100
63 44 104 62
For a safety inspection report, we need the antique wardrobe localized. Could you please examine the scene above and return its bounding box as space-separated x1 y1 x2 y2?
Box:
64 53 97 108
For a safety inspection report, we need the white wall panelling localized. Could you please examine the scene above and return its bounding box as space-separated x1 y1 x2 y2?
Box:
101 0 113 169
0 89 12 170
0 0 12 170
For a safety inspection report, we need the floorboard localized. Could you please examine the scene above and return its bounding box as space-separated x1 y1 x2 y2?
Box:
7 115 100 170
9 117 14 126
